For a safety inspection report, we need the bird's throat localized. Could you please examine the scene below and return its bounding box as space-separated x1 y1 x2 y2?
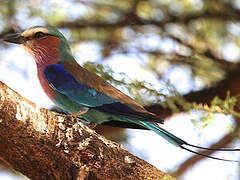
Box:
24 36 61 67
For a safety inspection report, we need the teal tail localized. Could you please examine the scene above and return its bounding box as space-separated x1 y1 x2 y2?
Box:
137 121 240 162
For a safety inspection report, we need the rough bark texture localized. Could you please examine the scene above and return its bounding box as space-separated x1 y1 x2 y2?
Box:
0 81 173 180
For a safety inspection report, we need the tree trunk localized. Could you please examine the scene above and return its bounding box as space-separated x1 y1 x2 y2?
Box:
0 81 172 180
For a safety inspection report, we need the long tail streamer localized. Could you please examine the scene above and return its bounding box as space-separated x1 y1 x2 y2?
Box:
138 121 240 162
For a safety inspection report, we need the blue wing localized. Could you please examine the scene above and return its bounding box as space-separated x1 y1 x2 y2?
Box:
44 64 118 107
44 64 162 122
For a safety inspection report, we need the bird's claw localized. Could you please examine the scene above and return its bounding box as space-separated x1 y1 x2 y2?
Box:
65 110 97 129
66 110 88 119
88 123 97 129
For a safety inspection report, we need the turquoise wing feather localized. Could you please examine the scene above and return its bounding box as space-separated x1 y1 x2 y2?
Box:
44 64 117 107
44 63 163 122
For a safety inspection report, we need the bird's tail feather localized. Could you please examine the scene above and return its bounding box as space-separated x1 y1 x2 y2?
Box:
137 121 240 162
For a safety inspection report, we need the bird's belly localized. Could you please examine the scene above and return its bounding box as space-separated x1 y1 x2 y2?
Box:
53 92 86 113
53 92 117 123
53 92 122 124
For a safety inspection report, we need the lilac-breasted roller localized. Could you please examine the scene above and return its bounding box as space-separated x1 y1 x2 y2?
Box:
3 26 240 162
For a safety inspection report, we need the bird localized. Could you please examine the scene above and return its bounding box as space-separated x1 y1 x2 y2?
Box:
3 26 240 162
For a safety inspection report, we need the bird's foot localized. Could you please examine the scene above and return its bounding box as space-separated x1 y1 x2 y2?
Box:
66 110 88 119
66 110 97 129
87 123 97 129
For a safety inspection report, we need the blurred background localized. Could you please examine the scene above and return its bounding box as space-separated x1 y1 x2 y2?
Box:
0 0 240 179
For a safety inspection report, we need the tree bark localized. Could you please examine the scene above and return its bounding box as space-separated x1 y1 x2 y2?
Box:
0 81 173 180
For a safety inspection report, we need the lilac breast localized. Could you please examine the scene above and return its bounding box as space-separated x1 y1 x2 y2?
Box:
37 67 56 99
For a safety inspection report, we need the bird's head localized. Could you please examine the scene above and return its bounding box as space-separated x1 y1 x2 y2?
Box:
3 26 74 66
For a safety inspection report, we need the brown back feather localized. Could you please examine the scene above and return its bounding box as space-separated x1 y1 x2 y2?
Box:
61 61 163 123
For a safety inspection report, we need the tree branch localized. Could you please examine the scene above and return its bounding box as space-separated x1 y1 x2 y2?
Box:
58 10 240 30
0 81 172 180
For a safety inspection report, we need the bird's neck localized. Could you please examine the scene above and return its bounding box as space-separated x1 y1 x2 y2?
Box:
34 50 75 69
25 35 75 67
35 57 58 69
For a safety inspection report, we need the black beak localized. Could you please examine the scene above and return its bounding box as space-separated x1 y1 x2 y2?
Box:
3 33 25 44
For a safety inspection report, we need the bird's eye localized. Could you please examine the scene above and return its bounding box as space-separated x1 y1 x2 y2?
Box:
34 32 45 39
